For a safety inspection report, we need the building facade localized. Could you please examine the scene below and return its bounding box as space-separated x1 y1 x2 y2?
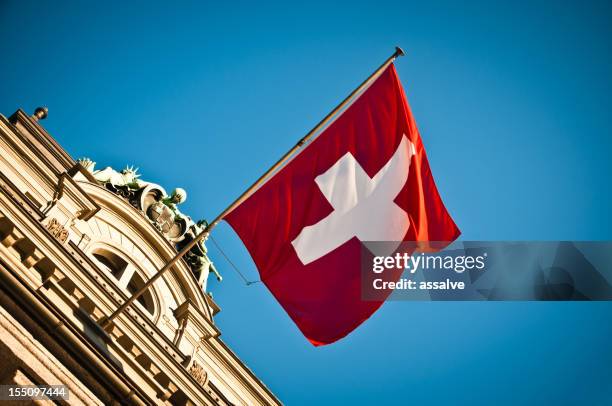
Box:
0 108 280 405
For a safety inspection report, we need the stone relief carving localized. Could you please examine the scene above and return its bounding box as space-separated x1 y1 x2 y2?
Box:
77 158 221 290
45 218 69 244
189 361 208 386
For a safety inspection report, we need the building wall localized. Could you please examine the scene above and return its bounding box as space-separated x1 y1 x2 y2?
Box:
0 286 107 406
0 109 280 406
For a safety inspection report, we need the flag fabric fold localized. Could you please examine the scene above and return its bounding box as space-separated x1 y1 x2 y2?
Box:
225 64 460 346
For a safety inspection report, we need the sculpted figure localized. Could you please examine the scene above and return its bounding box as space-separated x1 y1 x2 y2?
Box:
181 218 222 289
161 188 187 219
77 158 146 189
193 219 222 282
92 165 145 189
78 158 222 290
77 157 96 173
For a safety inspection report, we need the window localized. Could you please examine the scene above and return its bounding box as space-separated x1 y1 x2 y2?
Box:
92 250 127 278
91 248 155 315
125 273 155 315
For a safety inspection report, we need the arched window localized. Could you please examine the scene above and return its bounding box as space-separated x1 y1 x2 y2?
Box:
91 248 155 315
92 250 127 278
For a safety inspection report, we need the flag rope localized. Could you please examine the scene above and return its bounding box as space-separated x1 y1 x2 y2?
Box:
209 235 261 286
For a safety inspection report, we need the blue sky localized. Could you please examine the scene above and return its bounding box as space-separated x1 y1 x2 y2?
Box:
2 1 611 404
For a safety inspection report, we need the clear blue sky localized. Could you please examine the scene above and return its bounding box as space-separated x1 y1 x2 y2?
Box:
2 1 611 404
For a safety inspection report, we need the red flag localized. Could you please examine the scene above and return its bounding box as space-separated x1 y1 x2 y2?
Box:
225 65 460 346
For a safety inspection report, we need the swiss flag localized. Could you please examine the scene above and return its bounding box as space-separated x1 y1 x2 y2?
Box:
225 64 460 345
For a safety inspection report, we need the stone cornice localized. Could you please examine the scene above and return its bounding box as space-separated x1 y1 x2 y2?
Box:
173 299 220 339
7 110 75 173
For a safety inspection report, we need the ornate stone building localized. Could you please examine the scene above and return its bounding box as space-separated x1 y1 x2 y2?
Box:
0 108 280 405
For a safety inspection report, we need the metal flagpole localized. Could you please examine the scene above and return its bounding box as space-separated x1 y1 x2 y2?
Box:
99 46 405 329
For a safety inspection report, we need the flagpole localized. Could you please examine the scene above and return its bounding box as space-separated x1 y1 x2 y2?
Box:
99 46 405 330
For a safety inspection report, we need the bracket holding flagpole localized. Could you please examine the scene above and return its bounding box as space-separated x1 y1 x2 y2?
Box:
98 46 405 330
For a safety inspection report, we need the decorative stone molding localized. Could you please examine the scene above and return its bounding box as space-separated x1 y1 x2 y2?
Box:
172 299 219 354
45 218 69 244
189 361 208 387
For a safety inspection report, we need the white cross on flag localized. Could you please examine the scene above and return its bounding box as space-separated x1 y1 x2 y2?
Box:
225 65 460 346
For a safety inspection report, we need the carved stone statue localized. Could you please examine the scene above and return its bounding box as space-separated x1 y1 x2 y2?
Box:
94 166 145 189
147 201 180 235
161 188 187 219
176 218 222 291
145 189 188 236
77 157 95 172
78 158 221 291
78 158 146 189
